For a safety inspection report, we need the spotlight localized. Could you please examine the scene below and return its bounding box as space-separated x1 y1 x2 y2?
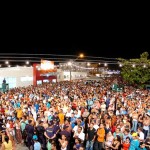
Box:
104 63 108 66
5 61 9 64
26 61 29 65
119 64 123 67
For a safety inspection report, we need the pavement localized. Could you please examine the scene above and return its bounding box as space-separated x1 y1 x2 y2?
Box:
15 143 28 150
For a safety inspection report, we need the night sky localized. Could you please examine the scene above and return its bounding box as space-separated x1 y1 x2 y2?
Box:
1 47 149 59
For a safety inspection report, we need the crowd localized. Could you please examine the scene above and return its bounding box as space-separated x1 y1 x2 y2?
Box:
0 78 150 150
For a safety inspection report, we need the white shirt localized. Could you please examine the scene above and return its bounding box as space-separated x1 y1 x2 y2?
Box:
93 124 99 130
73 126 84 133
101 104 106 111
74 132 85 141
139 132 144 140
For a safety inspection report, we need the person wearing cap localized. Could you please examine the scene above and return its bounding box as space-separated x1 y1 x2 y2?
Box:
44 121 56 140
129 132 140 150
36 120 46 150
33 135 41 150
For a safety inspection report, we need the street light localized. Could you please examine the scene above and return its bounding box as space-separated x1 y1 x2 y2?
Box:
68 53 84 81
79 53 84 58
75 53 84 61
67 62 72 81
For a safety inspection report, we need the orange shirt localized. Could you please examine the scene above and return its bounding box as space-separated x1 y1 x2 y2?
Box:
58 113 65 125
97 128 105 142
16 109 23 119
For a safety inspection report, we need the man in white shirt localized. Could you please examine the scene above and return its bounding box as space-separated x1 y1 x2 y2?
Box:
101 101 106 112
65 107 73 118
138 127 144 141
73 126 85 141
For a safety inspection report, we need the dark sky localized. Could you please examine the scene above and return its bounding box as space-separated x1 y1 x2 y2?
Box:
1 47 149 59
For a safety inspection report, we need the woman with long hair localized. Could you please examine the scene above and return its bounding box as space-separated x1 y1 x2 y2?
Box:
109 135 121 150
1 136 13 150
105 131 114 150
15 118 22 144
58 134 68 150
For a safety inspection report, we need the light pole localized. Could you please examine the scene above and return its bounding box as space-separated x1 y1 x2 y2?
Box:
67 53 84 81
67 62 72 81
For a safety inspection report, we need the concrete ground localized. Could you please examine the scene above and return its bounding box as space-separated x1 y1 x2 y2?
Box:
15 143 28 150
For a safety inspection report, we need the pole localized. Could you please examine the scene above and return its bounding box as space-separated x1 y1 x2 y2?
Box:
70 66 71 81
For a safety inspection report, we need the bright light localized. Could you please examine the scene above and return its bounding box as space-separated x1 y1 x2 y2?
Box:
41 60 54 70
132 64 135 68
37 67 41 70
119 64 123 67
143 64 146 68
104 63 108 66
8 65 11 68
87 62 90 66
16 65 19 67
5 61 9 64
98 63 101 65
68 62 72 66
26 61 29 65
79 53 84 58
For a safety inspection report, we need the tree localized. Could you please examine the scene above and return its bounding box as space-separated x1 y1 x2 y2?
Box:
118 52 150 86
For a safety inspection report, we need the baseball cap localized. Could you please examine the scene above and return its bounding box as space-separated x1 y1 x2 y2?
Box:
33 135 38 140
132 132 138 137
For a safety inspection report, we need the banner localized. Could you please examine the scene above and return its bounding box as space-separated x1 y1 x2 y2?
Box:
40 60 57 73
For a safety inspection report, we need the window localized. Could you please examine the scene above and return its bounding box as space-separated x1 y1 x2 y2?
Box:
43 79 49 83
52 79 56 83
0 77 16 89
37 80 42 85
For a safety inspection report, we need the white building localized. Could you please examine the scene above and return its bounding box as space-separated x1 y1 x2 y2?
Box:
57 69 87 82
0 66 33 88
0 66 88 88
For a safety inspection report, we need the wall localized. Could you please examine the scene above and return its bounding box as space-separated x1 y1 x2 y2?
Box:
57 70 87 82
0 67 33 88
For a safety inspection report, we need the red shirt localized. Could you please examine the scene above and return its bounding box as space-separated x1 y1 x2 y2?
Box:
122 142 130 150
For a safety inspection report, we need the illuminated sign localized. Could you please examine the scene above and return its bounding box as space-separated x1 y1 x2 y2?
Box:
40 60 57 73
41 60 54 70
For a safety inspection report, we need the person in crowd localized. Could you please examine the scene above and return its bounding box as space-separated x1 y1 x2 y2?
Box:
122 137 130 150
36 120 46 149
94 123 105 150
58 134 68 150
0 79 150 150
73 138 82 150
25 119 34 149
1 136 13 150
108 135 121 150
73 126 85 142
85 122 96 150
15 118 22 144
129 132 140 150
44 121 56 140
33 135 41 150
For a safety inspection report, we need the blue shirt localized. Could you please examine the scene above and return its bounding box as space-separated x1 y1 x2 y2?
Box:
129 139 140 150
46 102 51 108
46 127 55 138
34 104 39 113
34 142 41 150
